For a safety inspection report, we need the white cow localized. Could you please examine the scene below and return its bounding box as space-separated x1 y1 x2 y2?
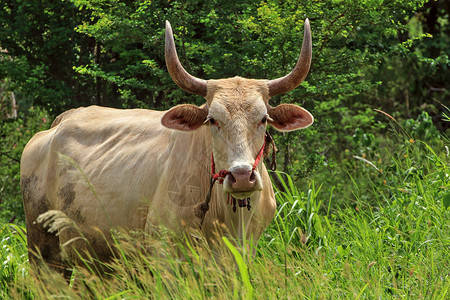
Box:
21 20 313 270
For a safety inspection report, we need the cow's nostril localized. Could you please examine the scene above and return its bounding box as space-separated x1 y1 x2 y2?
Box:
249 171 256 183
228 173 236 184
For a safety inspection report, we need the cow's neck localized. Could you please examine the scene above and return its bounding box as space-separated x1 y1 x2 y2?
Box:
166 126 261 247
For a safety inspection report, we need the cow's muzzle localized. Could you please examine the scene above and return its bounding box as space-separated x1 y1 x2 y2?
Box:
229 165 256 190
223 165 263 198
211 134 266 198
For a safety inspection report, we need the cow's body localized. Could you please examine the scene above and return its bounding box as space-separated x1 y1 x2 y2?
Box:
22 20 314 269
21 93 275 264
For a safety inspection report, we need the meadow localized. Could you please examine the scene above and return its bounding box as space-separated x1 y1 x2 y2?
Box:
1 113 449 299
1 0 449 298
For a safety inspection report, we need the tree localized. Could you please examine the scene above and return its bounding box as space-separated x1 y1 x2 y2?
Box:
0 0 97 114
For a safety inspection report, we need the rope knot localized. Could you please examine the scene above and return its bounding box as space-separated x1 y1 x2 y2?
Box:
212 169 230 183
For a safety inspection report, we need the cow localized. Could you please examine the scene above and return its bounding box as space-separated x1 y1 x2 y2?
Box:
21 19 314 271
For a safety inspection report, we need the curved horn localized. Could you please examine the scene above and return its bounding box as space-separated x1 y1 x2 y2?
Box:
165 21 207 96
267 19 312 97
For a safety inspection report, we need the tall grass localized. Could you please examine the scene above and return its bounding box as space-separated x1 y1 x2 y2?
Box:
1 130 449 298
0 224 28 298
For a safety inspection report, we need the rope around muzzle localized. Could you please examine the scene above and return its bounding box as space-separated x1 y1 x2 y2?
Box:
211 136 265 183
199 132 277 228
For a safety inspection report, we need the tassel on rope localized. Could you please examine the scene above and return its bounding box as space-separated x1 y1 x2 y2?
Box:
264 131 278 171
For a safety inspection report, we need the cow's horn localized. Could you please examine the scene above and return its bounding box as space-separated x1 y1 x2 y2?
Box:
267 19 312 97
165 21 207 96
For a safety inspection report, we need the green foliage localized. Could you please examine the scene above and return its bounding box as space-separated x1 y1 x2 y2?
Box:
403 111 441 140
0 106 50 224
222 236 253 299
269 173 324 247
2 0 443 114
0 224 28 297
0 0 94 114
261 122 449 297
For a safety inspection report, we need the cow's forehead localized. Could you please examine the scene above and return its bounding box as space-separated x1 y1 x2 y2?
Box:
205 77 270 121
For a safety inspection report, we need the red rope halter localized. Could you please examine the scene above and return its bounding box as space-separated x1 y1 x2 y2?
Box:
200 133 275 226
211 136 266 184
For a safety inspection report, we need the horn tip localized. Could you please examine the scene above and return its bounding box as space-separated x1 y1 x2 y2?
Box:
165 20 171 30
304 18 311 41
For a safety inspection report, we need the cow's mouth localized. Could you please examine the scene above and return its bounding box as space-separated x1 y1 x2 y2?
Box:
230 190 255 199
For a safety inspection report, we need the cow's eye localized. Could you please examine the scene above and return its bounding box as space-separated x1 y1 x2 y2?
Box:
261 116 267 124
209 118 216 125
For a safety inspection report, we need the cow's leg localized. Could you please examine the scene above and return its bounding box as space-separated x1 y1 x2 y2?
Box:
22 175 72 279
25 217 71 277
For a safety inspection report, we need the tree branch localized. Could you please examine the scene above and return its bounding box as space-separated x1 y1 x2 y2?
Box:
0 151 20 163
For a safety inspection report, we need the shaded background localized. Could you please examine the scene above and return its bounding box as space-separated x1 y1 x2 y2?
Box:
1 0 449 223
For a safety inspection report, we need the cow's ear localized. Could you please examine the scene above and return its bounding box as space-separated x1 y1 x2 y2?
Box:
268 104 314 132
161 104 208 131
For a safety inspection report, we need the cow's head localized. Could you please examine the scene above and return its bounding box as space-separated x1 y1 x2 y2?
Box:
161 20 313 199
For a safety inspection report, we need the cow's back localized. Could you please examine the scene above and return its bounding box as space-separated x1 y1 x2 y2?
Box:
21 106 182 262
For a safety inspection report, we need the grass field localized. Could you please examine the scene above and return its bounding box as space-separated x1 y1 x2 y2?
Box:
1 126 449 299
